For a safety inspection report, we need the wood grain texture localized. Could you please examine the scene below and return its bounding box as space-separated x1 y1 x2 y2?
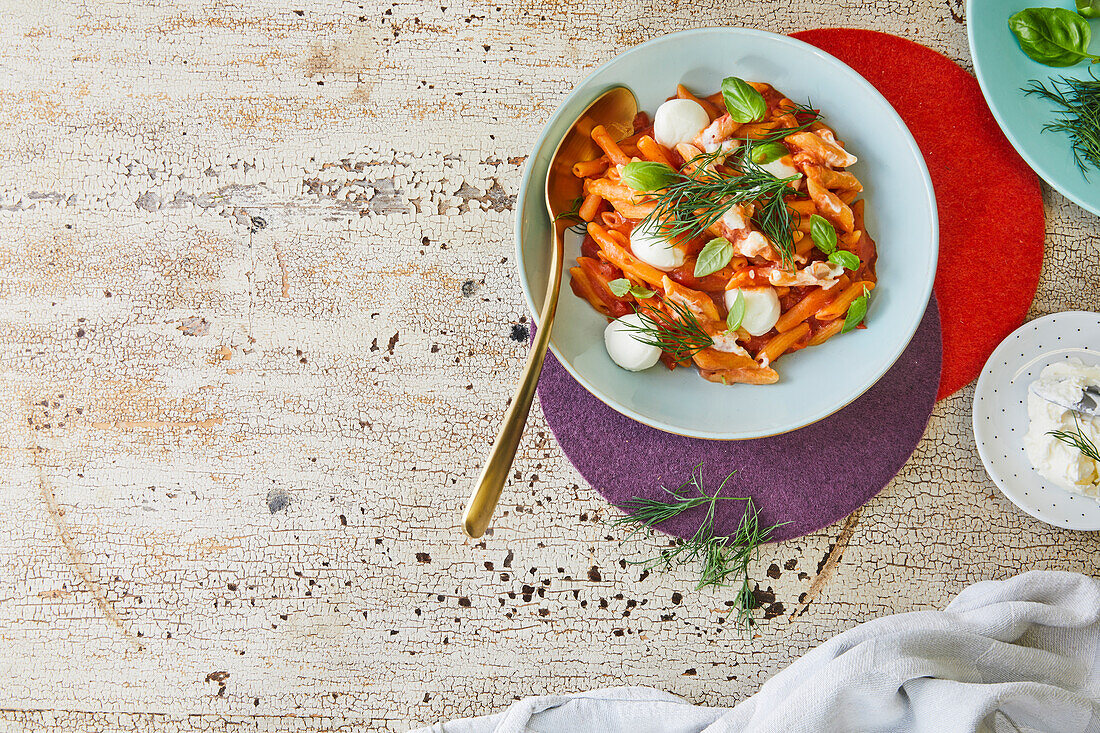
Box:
0 1 1096 731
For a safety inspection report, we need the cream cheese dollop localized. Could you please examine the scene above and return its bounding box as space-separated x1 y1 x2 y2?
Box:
1023 359 1100 499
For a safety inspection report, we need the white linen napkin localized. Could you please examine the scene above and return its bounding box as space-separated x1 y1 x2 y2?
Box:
415 571 1100 732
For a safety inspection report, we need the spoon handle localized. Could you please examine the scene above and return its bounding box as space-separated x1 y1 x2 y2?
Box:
461 226 564 538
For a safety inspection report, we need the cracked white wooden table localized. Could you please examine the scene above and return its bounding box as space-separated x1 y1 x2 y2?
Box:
0 2 1097 731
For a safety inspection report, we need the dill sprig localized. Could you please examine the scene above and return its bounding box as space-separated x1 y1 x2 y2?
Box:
555 195 585 224
1023 70 1100 178
740 140 803 262
619 297 714 362
1048 413 1100 462
637 148 801 269
609 464 788 629
736 100 821 147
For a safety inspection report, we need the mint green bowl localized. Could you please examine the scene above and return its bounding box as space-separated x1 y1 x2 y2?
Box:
968 0 1100 214
516 28 938 440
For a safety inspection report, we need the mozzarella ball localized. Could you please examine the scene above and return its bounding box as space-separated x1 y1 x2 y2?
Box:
630 221 685 271
604 314 662 372
726 287 781 336
760 157 800 181
653 99 710 149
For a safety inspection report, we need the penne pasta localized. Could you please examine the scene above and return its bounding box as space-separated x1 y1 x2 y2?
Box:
760 322 811 364
807 318 845 346
736 121 778 139
637 135 676 167
774 284 843 333
591 125 631 166
564 76 875 386
677 84 722 120
700 366 780 385
588 223 667 291
579 192 603 222
816 281 876 322
692 348 758 372
573 157 609 178
806 175 855 232
585 177 642 204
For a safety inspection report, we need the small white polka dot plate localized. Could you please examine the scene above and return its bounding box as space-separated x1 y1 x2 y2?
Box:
973 311 1100 530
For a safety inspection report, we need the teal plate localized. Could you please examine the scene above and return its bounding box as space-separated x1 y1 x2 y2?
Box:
516 28 938 440
968 0 1100 214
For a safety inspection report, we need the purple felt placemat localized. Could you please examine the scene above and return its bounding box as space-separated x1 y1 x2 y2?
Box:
536 296 942 542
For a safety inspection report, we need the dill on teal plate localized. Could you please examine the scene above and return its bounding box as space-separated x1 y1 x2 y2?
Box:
1023 69 1100 178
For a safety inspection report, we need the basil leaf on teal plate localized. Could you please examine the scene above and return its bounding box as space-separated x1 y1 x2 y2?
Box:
1008 7 1099 67
1077 0 1100 19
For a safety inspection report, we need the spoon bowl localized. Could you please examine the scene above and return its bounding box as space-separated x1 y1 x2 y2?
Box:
544 87 639 220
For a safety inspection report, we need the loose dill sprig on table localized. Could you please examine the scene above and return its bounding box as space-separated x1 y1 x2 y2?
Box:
636 147 801 269
609 464 788 629
1048 413 1100 462
618 297 714 362
1023 70 1100 177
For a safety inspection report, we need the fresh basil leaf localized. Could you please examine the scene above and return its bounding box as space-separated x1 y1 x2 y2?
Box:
841 288 869 333
726 290 746 331
607 278 631 297
1008 7 1100 67
694 238 734 277
1078 0 1100 19
722 76 767 123
621 161 679 191
809 214 837 255
751 141 788 165
609 278 655 299
829 250 860 271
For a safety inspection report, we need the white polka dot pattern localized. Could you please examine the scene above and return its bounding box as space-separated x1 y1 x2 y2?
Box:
973 312 1100 530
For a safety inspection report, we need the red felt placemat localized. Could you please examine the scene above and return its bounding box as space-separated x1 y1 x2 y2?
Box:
792 29 1045 399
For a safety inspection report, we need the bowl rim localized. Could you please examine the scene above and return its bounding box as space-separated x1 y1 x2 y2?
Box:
965 0 1100 217
514 26 939 440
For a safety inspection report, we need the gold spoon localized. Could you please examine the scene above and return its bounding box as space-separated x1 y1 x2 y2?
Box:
462 86 639 539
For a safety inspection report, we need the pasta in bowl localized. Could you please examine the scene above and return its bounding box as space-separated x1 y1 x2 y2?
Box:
516 28 937 439
568 78 876 385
